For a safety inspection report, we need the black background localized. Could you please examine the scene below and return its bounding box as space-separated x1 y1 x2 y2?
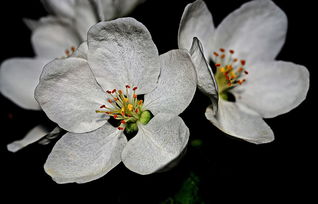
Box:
0 0 316 202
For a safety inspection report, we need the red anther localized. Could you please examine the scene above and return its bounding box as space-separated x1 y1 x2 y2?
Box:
113 115 118 119
121 120 126 124
221 54 225 59
118 127 124 130
126 85 131 88
118 90 123 95
135 109 139 113
215 64 221 67
112 89 116 93
121 112 125 116
71 46 76 52
241 60 246 66
238 79 246 85
65 49 70 56
133 87 138 91
233 58 238 62
100 105 106 108
114 98 119 101
106 90 112 94
220 48 225 52
229 50 234 54
244 70 249 74
227 82 232 86
108 99 113 103
133 94 137 98
238 67 244 72
225 75 230 81
213 52 219 57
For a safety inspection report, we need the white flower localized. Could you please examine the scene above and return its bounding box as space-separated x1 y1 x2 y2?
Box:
34 18 196 183
1 0 145 152
178 0 309 144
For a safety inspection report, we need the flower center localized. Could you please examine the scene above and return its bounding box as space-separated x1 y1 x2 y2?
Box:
96 85 152 133
212 48 249 101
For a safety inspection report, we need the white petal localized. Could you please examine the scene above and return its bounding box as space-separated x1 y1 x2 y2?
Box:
0 57 48 110
44 123 127 184
114 0 145 17
38 126 64 145
35 57 108 133
94 0 116 21
122 113 189 175
73 0 98 41
31 17 80 59
42 0 76 18
87 17 160 94
205 100 274 144
95 0 144 21
178 0 215 59
25 16 68 31
7 125 49 152
189 37 218 114
42 0 97 41
233 61 310 118
212 0 287 62
23 18 41 31
144 49 196 115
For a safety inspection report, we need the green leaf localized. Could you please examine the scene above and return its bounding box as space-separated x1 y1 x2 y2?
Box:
190 139 203 147
161 172 205 204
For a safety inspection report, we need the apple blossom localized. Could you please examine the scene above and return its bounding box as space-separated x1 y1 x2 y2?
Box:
178 0 309 144
35 18 196 183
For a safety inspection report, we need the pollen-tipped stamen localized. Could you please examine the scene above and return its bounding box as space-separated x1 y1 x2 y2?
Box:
212 48 249 98
213 48 248 91
96 85 150 132
64 46 77 57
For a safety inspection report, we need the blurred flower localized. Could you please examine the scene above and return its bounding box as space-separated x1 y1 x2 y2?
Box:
178 0 309 144
35 18 196 183
1 0 145 152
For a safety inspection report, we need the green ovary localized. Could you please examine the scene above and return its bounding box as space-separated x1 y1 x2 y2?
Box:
126 110 152 133
139 110 152 125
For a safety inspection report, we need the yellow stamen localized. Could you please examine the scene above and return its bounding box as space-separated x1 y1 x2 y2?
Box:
96 85 147 131
230 72 237 78
226 65 233 71
213 48 249 95
128 104 133 111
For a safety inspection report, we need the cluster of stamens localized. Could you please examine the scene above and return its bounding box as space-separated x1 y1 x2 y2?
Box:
65 46 76 57
96 85 145 131
212 48 249 92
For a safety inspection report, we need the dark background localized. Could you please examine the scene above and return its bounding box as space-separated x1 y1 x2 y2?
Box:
0 0 316 202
